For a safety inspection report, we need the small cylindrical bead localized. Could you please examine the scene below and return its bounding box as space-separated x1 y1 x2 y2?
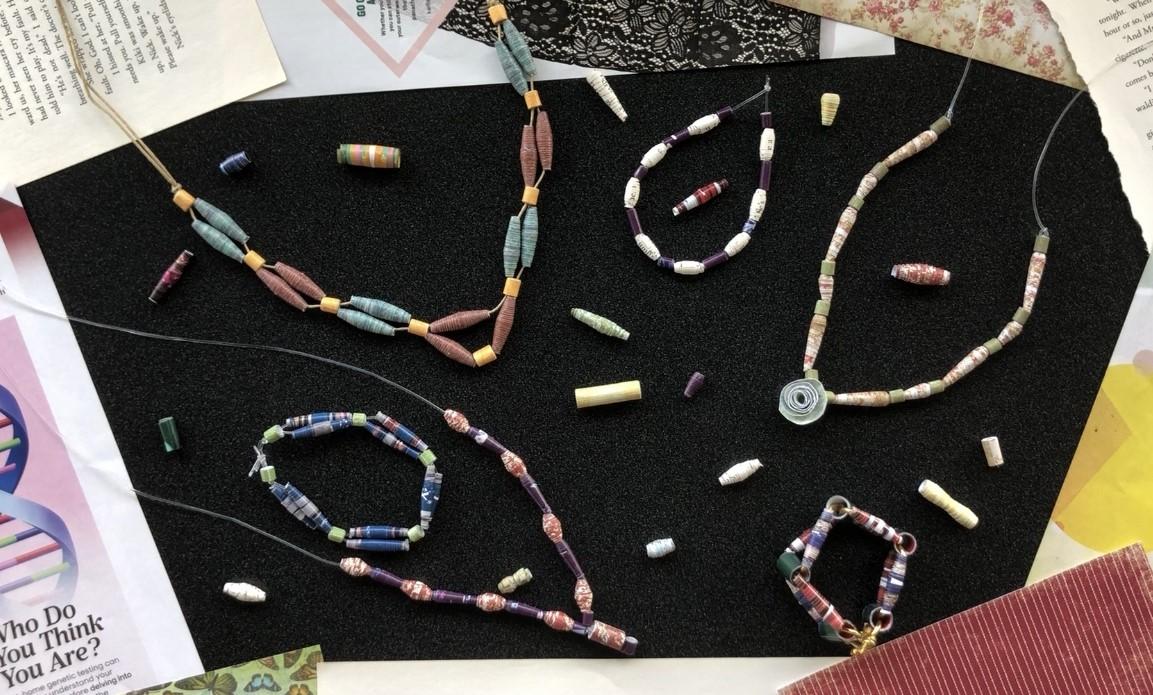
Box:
892 263 951 286
536 111 553 171
520 125 538 188
555 539 585 577
348 525 409 540
574 380 642 408
219 150 251 175
425 333 477 366
626 208 643 236
432 590 473 605
149 250 194 304
256 268 308 311
672 179 728 216
271 262 326 301
683 371 705 398
982 436 1004 467
430 309 491 334
345 538 410 552
492 294 517 354
645 538 675 558
367 566 405 589
336 144 401 168
702 251 729 269
918 479 978 529
759 160 772 190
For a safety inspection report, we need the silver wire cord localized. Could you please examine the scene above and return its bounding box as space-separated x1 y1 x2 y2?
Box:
1032 90 1085 234
945 0 988 120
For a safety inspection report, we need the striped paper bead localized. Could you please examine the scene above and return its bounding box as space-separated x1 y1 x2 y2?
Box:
336 144 401 169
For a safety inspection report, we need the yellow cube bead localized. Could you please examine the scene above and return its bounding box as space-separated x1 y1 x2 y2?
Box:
172 189 195 211
522 186 540 206
320 297 341 314
487 3 507 23
408 319 430 336
243 250 266 271
524 90 542 110
473 345 497 366
503 277 522 297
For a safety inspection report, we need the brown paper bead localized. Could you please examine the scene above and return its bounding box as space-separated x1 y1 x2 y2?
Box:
430 309 491 333
492 295 517 354
255 268 308 312
424 333 476 367
520 125 538 188
535 111 553 171
272 262 326 301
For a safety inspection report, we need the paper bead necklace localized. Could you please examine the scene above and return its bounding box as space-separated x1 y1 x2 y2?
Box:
623 79 776 276
54 0 550 369
777 495 917 655
250 411 443 552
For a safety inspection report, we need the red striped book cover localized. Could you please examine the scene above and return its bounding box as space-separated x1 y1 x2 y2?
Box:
781 544 1153 694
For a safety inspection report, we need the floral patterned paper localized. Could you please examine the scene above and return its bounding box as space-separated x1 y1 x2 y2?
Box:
771 0 1082 87
124 645 322 695
440 1 821 72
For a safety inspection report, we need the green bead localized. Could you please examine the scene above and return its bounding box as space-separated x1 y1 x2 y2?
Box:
776 551 801 579
848 195 865 210
805 369 819 380
263 425 284 443
929 379 946 394
352 412 367 427
419 449 438 466
193 198 249 243
191 220 244 263
820 260 836 276
889 389 906 404
327 527 346 543
337 308 397 336
259 465 277 483
495 40 527 95
818 620 843 642
158 416 180 453
870 162 889 180
407 525 425 542
500 21 536 78
521 206 539 269
503 216 522 277
1034 234 1050 254
1014 307 1031 325
983 338 1003 355
931 116 952 134
814 300 831 317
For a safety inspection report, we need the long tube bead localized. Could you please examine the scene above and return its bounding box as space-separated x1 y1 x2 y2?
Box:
520 125 538 188
492 295 517 354
420 468 443 529
288 418 352 438
803 314 826 371
345 538 410 552
521 207 539 268
371 412 428 452
892 263 951 286
571 308 629 340
348 525 409 540
503 216 522 278
424 334 476 366
430 309 491 333
149 250 194 304
1023 251 1046 311
918 479 978 529
337 308 396 335
883 129 939 168
535 111 553 170
364 421 419 458
191 220 244 262
270 482 330 530
283 412 348 428
350 296 411 324
255 268 308 311
831 391 890 407
193 198 249 243
495 40 527 94
672 179 728 216
271 262 326 301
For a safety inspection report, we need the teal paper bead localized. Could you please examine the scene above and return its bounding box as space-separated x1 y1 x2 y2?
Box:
193 198 249 244
503 215 521 278
191 220 244 262
521 206 538 268
338 308 397 336
349 296 410 324
495 40 527 95
501 21 535 78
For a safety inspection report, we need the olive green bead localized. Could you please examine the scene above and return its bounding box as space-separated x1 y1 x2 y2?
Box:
328 526 347 543
889 389 906 404
777 551 801 579
1034 234 1050 254
419 449 437 467
931 116 952 134
848 195 865 210
821 260 836 276
983 338 1003 355
1014 307 1031 325
929 379 946 394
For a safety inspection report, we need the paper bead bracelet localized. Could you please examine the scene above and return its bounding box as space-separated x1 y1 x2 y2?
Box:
624 79 775 276
55 0 552 369
778 495 916 655
250 411 441 550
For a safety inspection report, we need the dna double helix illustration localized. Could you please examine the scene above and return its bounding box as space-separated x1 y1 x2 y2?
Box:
0 383 77 613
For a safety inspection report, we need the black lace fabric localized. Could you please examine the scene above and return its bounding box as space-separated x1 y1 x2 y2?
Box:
440 1 820 71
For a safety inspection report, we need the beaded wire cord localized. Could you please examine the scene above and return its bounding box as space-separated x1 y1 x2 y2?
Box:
0 288 638 655
250 411 443 552
624 78 776 276
53 0 550 369
777 496 917 655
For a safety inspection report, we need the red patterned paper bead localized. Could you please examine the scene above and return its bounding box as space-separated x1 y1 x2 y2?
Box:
476 593 507 612
402 580 433 601
543 611 574 631
588 621 627 651
501 451 526 477
891 263 951 286
339 557 371 577
443 410 470 433
574 578 593 612
542 513 563 542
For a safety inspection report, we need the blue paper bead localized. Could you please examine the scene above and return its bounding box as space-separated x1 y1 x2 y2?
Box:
191 220 244 263
348 525 409 540
521 207 539 268
345 538 410 552
501 21 536 78
495 40 528 95
503 215 522 277
349 296 411 324
338 308 397 336
219 151 252 176
288 418 352 439
193 198 249 244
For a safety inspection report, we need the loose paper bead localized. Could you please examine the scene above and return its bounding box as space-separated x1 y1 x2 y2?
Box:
219 151 251 176
674 260 705 275
149 249 194 304
635 234 661 261
501 20 536 77
336 144 401 169
624 177 640 208
683 371 705 398
892 263 951 286
535 111 553 171
574 380 642 409
586 70 627 122
193 198 249 243
158 416 181 453
571 308 630 341
424 333 476 366
222 581 266 603
749 188 767 222
337 308 396 335
820 93 841 126
256 268 309 312
718 459 762 486
918 479 978 529
350 296 411 324
645 538 675 558
641 143 669 169
192 220 244 263
687 113 721 136
981 436 1004 467
272 262 326 301
495 40 528 94
724 232 751 257
521 206 539 268
672 179 728 216
430 309 491 333
498 567 533 594
492 294 517 353
760 128 776 160
520 125 538 188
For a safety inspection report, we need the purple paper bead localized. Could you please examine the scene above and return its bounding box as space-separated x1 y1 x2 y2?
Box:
368 567 404 589
684 371 706 398
632 165 649 180
555 539 584 577
718 106 734 122
702 252 729 270
432 590 473 604
761 111 773 128
657 256 674 270
760 160 773 190
581 612 595 627
663 128 691 147
520 474 551 513
505 601 544 619
626 208 642 236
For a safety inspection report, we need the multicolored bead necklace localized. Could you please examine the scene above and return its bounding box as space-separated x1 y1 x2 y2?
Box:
55 0 551 368
777 496 916 654
623 79 776 276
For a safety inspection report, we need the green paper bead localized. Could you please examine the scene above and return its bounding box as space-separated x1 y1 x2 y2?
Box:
337 308 397 336
521 206 539 268
776 551 801 579
1034 234 1050 254
889 389 906 404
500 21 536 78
192 220 244 263
352 412 367 427
503 216 522 277
983 338 1003 355
419 449 437 466
193 198 249 244
263 425 284 443
349 296 411 324
820 260 836 276
848 195 865 210
931 116 952 134
818 620 844 642
158 416 180 453
814 300 831 316
929 379 946 394
495 40 528 95
328 527 347 543
259 465 277 483
408 525 425 543
1013 307 1031 325
871 162 889 180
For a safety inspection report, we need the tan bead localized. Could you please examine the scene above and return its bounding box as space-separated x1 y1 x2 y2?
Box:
522 186 540 205
487 2 507 23
503 277 522 297
473 345 497 366
574 380 642 408
319 296 341 314
242 250 266 271
172 189 195 211
524 89 542 110
407 319 430 337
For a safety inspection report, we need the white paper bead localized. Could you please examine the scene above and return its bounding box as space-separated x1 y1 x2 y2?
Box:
586 70 628 122
981 436 1004 467
674 260 705 275
222 581 266 603
624 177 641 208
718 459 763 486
646 538 676 558
641 143 669 169
760 128 776 161
635 233 661 261
688 113 721 136
748 188 767 222
918 479 979 529
724 232 751 257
